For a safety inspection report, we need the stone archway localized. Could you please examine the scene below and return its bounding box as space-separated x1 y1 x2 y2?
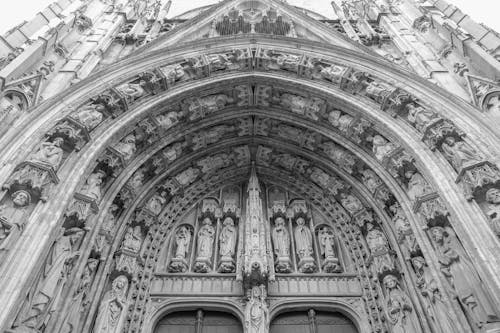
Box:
0 35 500 333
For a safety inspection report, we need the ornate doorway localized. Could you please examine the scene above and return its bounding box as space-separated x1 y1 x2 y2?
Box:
270 310 358 333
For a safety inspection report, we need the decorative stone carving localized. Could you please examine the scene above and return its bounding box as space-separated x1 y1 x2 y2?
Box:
75 14 92 32
371 135 397 162
29 137 65 170
430 226 498 327
406 170 433 202
441 137 482 172
219 216 237 273
92 275 129 333
70 103 105 130
115 81 147 104
391 204 420 256
275 93 325 121
364 80 395 104
191 125 235 151
80 170 105 201
122 226 143 253
321 142 356 173
0 191 31 252
317 225 341 273
112 134 136 162
411 257 458 333
274 123 318 151
294 217 316 273
245 285 269 333
13 230 82 331
484 188 500 236
406 103 442 133
168 225 192 273
184 94 235 120
194 217 215 273
271 216 292 273
257 49 301 72
309 167 345 195
383 274 420 333
340 193 364 215
366 222 395 278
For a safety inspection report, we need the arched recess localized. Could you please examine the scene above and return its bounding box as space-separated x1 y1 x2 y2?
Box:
1 35 500 333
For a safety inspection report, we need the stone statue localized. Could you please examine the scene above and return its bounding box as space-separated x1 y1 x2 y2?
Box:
127 169 144 189
406 104 440 132
271 216 291 273
117 80 146 101
71 104 104 130
60 258 99 333
16 230 82 330
322 142 356 173
29 137 65 170
112 134 136 161
122 226 142 253
145 194 165 215
371 135 396 162
265 52 300 71
219 217 237 273
194 217 215 272
245 285 269 333
279 93 323 120
92 275 129 333
328 110 353 134
155 111 180 129
485 188 500 236
430 226 498 327
200 94 234 112
0 190 31 251
405 170 432 201
340 193 364 214
162 64 186 85
318 226 341 273
101 204 119 235
366 222 395 276
319 65 345 84
441 137 482 171
411 256 458 333
365 81 391 102
168 225 191 273
294 217 316 273
390 205 419 255
361 169 382 193
80 171 105 201
383 274 420 333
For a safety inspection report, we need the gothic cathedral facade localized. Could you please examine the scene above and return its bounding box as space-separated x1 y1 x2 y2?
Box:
1 0 500 332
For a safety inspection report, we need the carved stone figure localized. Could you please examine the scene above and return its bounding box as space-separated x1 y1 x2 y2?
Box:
245 285 269 333
278 93 323 120
366 222 395 276
441 137 482 171
322 142 356 173
71 104 104 130
162 64 186 85
61 258 99 333
361 169 382 193
411 256 458 333
319 65 345 84
364 80 392 103
116 80 146 101
318 226 341 273
194 217 215 272
101 204 119 235
430 226 498 327
294 217 316 273
155 111 180 129
406 104 441 132
383 274 420 333
391 205 419 255
371 135 396 162
219 217 237 273
15 230 82 331
0 190 31 251
406 170 432 201
271 216 291 273
340 193 364 214
145 194 165 215
127 169 144 189
112 134 136 161
485 188 500 236
264 52 300 71
92 275 129 333
168 226 191 273
190 94 234 114
207 52 242 71
80 171 105 201
122 226 142 253
328 110 354 133
29 137 65 170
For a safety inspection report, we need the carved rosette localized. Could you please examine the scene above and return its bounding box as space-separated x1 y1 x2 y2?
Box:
3 161 59 203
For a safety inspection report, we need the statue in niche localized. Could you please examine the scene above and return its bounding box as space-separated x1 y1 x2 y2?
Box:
162 64 187 85
29 137 65 170
390 205 419 255
194 217 215 273
116 80 146 101
101 204 119 234
155 111 180 129
366 222 395 276
245 285 269 333
0 190 31 251
127 169 144 189
430 226 498 327
371 135 396 162
294 217 316 273
199 94 234 112
80 171 105 201
322 142 356 173
406 104 441 132
271 216 292 273
15 229 83 331
122 226 142 253
207 52 242 71
411 256 458 333
112 134 136 161
340 193 364 215
484 188 500 236
60 258 99 333
71 103 104 130
405 170 432 201
318 225 341 273
278 93 323 120
168 225 191 273
319 64 345 84
328 110 354 134
219 217 237 273
361 169 382 193
364 81 392 102
383 274 420 333
441 137 482 171
265 52 300 72
92 275 129 333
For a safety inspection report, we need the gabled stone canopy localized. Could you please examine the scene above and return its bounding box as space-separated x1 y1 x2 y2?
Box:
2 3 500 333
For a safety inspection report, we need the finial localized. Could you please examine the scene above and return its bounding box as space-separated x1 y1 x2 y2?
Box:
247 162 261 193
